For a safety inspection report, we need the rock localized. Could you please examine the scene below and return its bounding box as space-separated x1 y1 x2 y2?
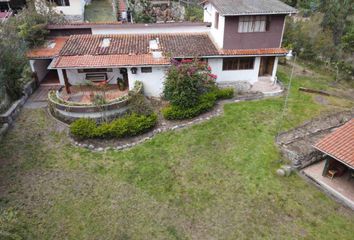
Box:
96 147 104 152
276 168 286 177
88 144 94 149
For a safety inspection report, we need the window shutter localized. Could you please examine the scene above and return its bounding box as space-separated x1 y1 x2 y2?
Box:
214 12 219 29
266 16 271 31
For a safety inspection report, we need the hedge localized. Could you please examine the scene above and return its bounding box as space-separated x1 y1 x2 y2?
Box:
70 113 157 139
162 88 234 120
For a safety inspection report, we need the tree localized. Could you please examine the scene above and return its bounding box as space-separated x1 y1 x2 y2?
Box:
319 0 353 45
0 1 65 100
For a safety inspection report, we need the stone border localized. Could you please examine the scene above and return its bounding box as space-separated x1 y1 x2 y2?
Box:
71 91 281 152
0 80 38 139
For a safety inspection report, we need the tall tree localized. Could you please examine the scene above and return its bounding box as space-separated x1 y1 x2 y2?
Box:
319 0 354 45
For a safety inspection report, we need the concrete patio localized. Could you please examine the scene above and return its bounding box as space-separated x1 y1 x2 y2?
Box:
302 160 354 210
251 76 283 95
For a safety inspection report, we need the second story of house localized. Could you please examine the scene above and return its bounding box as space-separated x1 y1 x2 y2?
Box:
203 0 297 50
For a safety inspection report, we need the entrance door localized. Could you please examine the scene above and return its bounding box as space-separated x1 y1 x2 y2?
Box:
259 57 275 76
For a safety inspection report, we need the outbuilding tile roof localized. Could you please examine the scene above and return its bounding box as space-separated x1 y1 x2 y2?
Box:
51 54 171 68
205 0 297 16
314 119 354 169
60 33 219 57
27 37 68 59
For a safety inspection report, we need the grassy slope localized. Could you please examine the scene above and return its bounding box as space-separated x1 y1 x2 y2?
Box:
84 0 116 22
0 63 353 239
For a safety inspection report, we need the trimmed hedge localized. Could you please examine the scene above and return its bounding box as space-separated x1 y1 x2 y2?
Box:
70 113 157 139
162 88 234 120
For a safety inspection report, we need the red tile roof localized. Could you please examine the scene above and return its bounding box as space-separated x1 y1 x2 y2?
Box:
219 48 288 56
27 37 68 59
59 34 220 57
314 119 354 169
51 54 170 68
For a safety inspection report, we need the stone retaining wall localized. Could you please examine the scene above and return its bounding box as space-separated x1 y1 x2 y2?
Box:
0 80 38 140
49 97 131 124
276 110 354 169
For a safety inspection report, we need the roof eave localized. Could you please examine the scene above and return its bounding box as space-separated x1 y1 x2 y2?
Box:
313 145 354 170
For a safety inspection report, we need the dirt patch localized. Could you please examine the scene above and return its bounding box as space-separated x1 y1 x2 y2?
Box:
276 109 354 168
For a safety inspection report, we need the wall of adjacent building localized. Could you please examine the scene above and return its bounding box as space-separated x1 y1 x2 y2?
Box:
203 2 225 48
29 59 52 82
223 15 286 49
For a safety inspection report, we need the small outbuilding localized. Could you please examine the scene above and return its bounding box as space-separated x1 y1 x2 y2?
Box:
314 119 354 180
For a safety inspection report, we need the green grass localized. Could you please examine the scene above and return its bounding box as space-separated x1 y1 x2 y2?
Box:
0 63 353 239
85 0 116 22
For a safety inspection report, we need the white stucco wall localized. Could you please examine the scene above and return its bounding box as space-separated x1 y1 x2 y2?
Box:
65 68 123 85
36 0 85 21
203 3 224 48
127 66 168 97
92 26 209 35
55 0 84 16
208 57 261 84
30 59 52 82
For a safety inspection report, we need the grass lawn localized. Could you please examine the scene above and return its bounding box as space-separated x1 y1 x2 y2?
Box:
84 0 116 22
0 63 353 239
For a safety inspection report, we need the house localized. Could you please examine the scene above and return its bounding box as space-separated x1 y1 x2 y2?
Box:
27 0 297 97
36 0 87 22
302 119 354 209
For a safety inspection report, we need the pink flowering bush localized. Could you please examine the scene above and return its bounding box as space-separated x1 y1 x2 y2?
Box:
163 59 217 108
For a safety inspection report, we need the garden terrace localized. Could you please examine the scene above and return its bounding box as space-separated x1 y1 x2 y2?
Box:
48 81 143 123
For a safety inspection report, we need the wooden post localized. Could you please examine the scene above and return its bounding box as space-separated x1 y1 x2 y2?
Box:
63 69 71 94
322 157 329 177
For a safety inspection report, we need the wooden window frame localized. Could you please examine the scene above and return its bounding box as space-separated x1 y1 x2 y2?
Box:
141 67 152 73
222 57 255 71
238 16 269 33
78 68 113 73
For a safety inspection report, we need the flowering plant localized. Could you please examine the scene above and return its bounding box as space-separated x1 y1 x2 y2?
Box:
163 58 217 108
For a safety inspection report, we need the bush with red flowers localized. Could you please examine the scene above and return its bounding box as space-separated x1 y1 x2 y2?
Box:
163 59 217 108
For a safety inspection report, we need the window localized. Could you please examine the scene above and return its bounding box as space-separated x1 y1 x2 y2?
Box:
222 57 255 71
141 67 152 73
214 12 219 29
78 68 113 73
48 0 70 6
238 16 268 33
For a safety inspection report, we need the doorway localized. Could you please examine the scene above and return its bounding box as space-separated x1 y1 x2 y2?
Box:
259 56 275 76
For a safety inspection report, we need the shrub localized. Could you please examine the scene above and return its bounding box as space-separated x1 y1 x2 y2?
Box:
214 88 234 99
163 59 216 108
129 93 153 116
70 113 157 139
162 92 216 120
162 87 234 120
70 118 97 139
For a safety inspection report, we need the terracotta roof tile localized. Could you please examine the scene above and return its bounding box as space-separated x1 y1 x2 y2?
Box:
51 54 171 68
314 119 354 169
27 37 68 59
59 33 220 57
219 48 288 56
